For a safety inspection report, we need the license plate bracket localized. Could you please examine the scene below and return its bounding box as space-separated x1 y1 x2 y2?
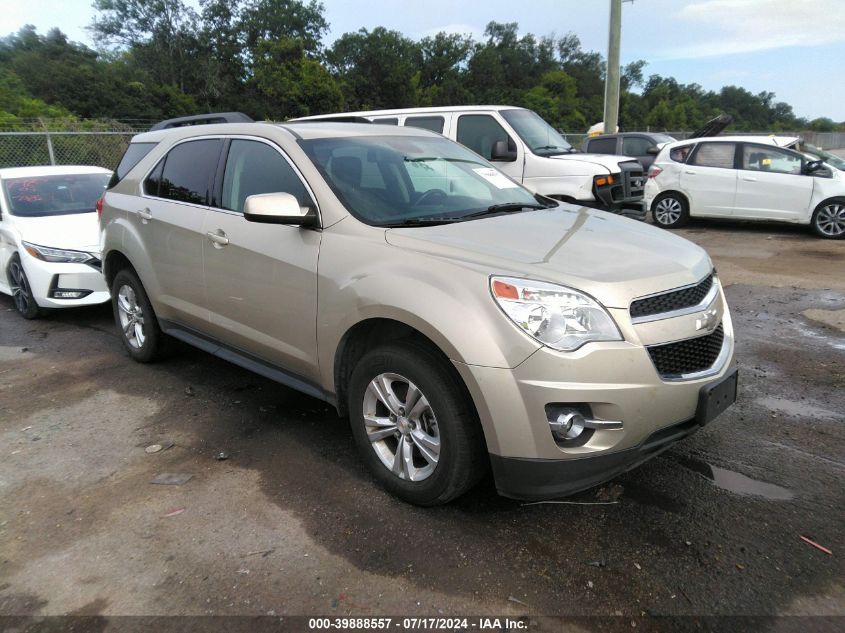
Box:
696 368 738 426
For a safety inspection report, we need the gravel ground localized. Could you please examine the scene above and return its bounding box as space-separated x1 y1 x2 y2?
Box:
0 219 843 629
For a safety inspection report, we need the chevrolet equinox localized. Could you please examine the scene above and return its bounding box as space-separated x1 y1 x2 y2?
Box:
99 115 738 505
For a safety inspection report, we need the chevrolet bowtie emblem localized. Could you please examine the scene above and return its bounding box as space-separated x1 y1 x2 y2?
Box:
695 308 718 331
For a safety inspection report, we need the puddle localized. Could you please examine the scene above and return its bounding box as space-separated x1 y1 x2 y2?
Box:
757 396 845 421
675 457 795 501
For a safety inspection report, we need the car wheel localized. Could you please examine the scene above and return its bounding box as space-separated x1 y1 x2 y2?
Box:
347 341 487 505
652 193 689 229
811 199 845 239
112 268 166 362
7 256 41 319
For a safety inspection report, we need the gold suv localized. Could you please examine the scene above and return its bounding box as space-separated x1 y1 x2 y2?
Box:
100 114 737 505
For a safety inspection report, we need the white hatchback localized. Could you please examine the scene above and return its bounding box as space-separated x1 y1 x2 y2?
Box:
0 165 111 318
644 136 845 239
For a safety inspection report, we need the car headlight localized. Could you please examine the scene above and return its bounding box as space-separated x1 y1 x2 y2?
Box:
22 241 95 264
490 276 622 351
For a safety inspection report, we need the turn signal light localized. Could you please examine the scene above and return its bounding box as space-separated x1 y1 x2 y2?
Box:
594 175 616 187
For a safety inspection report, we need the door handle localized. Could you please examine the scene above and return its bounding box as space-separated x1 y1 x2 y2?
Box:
684 170 697 175
742 176 757 182
206 230 229 247
137 208 152 223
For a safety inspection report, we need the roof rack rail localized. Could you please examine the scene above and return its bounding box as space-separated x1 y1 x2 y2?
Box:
149 112 254 131
293 116 373 124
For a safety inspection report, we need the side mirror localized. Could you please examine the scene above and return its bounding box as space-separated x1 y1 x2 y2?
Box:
491 140 517 162
243 192 317 226
646 146 660 155
804 159 825 175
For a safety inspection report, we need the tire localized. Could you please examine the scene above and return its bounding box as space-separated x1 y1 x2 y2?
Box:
652 192 689 229
347 341 487 505
811 198 845 239
7 255 41 319
111 268 166 362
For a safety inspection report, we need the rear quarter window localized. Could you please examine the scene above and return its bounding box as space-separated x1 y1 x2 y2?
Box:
109 142 157 188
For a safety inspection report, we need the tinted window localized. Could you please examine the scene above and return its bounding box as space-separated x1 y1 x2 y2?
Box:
587 137 617 154
691 143 736 169
622 136 653 156
156 139 222 204
2 173 110 217
670 145 693 163
221 140 312 212
456 115 512 161
109 142 156 188
743 145 802 175
405 116 444 133
372 118 399 125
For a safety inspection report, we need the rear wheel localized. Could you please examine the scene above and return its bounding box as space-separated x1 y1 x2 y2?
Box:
7 256 41 319
652 192 689 229
111 268 166 362
811 199 845 239
347 341 487 505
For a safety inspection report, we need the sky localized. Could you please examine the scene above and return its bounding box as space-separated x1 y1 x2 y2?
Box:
1 0 843 121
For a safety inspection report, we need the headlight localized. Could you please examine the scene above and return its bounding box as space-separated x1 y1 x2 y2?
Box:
491 276 622 351
22 241 95 264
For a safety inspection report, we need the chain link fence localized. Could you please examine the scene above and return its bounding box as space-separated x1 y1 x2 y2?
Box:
0 132 138 171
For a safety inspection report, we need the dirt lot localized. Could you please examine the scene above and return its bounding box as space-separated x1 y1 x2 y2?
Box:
0 218 843 628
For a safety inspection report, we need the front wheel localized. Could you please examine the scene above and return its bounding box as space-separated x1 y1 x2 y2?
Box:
347 341 487 505
7 256 41 319
652 193 689 229
811 199 845 239
111 268 166 362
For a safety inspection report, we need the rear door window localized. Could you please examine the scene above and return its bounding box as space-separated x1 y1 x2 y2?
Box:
691 142 736 169
404 116 445 133
456 115 512 161
220 139 313 212
152 139 222 205
586 137 617 154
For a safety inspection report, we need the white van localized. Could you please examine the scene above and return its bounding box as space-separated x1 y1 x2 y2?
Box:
295 106 646 218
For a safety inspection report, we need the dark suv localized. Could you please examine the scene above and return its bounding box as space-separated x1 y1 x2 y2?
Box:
581 133 677 170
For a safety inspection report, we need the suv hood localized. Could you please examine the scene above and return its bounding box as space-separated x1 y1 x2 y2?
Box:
550 153 637 173
11 213 100 252
385 206 711 309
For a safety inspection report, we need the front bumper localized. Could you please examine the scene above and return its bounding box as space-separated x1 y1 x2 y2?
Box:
452 285 735 499
591 162 646 219
18 253 109 308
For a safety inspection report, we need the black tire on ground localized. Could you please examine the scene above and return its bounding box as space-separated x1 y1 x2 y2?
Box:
111 268 166 363
347 340 488 506
810 198 845 240
651 192 690 229
7 255 41 319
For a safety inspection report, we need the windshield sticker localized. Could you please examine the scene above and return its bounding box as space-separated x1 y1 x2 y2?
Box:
473 168 519 189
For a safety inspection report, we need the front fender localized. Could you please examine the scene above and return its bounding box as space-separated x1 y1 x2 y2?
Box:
316 229 539 393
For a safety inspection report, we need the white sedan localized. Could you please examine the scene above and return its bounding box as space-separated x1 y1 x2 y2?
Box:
644 136 845 239
0 165 112 318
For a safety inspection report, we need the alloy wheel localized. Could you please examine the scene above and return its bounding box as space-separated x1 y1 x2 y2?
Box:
8 260 31 315
117 284 146 349
362 372 441 482
816 203 845 237
654 197 683 225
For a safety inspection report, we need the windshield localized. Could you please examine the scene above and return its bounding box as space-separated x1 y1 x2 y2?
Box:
500 109 573 156
800 142 845 170
652 134 677 144
299 135 547 226
3 173 110 217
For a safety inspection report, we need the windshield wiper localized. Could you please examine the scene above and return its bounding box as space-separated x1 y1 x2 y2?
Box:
381 216 464 227
461 202 549 219
404 156 481 164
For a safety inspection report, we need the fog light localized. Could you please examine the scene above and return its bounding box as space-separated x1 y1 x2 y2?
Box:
548 408 586 440
51 289 89 299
